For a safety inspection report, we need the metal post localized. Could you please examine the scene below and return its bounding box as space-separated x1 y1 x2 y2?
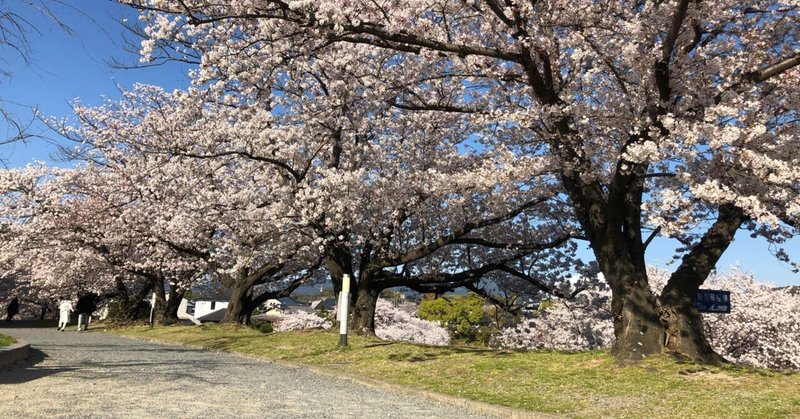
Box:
338 274 351 347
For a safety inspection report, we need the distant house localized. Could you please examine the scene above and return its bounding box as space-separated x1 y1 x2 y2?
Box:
262 297 311 316
311 297 337 311
178 296 229 324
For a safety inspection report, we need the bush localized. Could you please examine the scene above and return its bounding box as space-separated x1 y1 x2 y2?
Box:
256 322 274 334
417 293 489 343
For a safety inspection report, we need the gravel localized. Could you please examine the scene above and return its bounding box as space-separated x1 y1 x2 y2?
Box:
0 322 493 418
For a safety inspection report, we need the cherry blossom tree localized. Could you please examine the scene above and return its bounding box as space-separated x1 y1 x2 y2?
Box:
123 0 800 361
497 268 800 371
64 48 578 333
375 298 450 346
53 85 325 324
273 309 333 332
493 284 615 352
0 164 185 320
651 268 800 370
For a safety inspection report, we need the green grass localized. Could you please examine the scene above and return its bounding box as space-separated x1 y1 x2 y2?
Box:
0 334 16 347
105 324 800 418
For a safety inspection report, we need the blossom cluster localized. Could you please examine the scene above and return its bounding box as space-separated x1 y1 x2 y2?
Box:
375 299 451 346
492 288 615 352
273 310 332 332
269 299 450 346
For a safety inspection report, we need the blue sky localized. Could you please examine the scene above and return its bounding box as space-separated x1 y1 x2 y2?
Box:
0 1 797 286
0 0 190 166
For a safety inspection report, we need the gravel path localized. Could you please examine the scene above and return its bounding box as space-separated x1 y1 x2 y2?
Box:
0 322 492 418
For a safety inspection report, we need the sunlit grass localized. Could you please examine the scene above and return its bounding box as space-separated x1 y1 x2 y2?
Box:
0 334 16 347
105 324 800 417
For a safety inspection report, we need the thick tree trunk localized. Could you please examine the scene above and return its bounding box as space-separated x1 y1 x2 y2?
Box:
655 204 746 362
160 286 185 324
113 276 154 321
222 273 253 324
602 259 665 361
351 286 379 336
326 246 353 297
656 291 722 362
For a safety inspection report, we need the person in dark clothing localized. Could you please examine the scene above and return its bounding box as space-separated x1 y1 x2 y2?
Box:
40 299 49 320
75 293 96 331
6 297 19 322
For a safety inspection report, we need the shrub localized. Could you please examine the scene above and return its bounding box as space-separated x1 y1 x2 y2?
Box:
256 322 273 334
417 293 489 343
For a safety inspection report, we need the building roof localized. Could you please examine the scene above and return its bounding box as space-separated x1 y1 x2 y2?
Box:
195 308 227 322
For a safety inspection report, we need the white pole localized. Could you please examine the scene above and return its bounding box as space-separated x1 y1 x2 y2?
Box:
338 274 351 347
149 292 156 327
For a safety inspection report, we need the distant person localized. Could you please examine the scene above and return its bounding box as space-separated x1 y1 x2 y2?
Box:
75 293 96 331
58 297 73 331
40 300 49 320
6 297 19 322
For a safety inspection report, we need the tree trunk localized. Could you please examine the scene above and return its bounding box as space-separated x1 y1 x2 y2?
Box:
351 286 379 336
222 274 253 324
114 276 153 321
160 285 185 324
152 275 168 323
656 204 746 362
656 290 722 362
602 260 665 361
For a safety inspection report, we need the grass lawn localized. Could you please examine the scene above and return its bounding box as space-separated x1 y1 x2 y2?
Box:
105 324 800 418
0 334 16 347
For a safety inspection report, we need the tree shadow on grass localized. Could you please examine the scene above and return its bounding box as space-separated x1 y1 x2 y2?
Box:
362 341 396 349
387 346 514 363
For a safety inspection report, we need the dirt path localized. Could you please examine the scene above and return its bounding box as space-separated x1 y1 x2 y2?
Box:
0 322 491 418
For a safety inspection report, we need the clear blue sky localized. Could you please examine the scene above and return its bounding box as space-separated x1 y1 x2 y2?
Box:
0 0 190 166
1 1 797 286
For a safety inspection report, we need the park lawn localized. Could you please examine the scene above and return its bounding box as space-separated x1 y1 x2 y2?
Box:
106 324 800 418
0 334 16 347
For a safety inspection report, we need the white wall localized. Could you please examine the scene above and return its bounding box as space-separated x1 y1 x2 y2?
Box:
194 300 229 319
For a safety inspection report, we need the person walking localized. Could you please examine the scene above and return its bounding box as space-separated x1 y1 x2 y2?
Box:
75 293 96 331
40 299 49 320
5 297 19 322
58 297 73 331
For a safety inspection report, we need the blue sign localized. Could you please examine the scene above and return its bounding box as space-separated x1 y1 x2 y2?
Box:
695 289 731 313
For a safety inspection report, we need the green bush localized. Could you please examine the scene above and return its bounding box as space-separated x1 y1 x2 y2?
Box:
256 322 274 334
0 334 15 347
417 293 490 343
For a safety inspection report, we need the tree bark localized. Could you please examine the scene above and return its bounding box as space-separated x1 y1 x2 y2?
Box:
221 268 255 324
351 286 379 336
160 285 185 324
598 253 665 361
657 204 746 362
113 276 154 321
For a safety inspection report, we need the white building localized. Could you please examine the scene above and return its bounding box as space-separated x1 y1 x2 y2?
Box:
177 297 228 324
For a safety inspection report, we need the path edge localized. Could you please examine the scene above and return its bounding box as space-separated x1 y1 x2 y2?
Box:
0 340 30 369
